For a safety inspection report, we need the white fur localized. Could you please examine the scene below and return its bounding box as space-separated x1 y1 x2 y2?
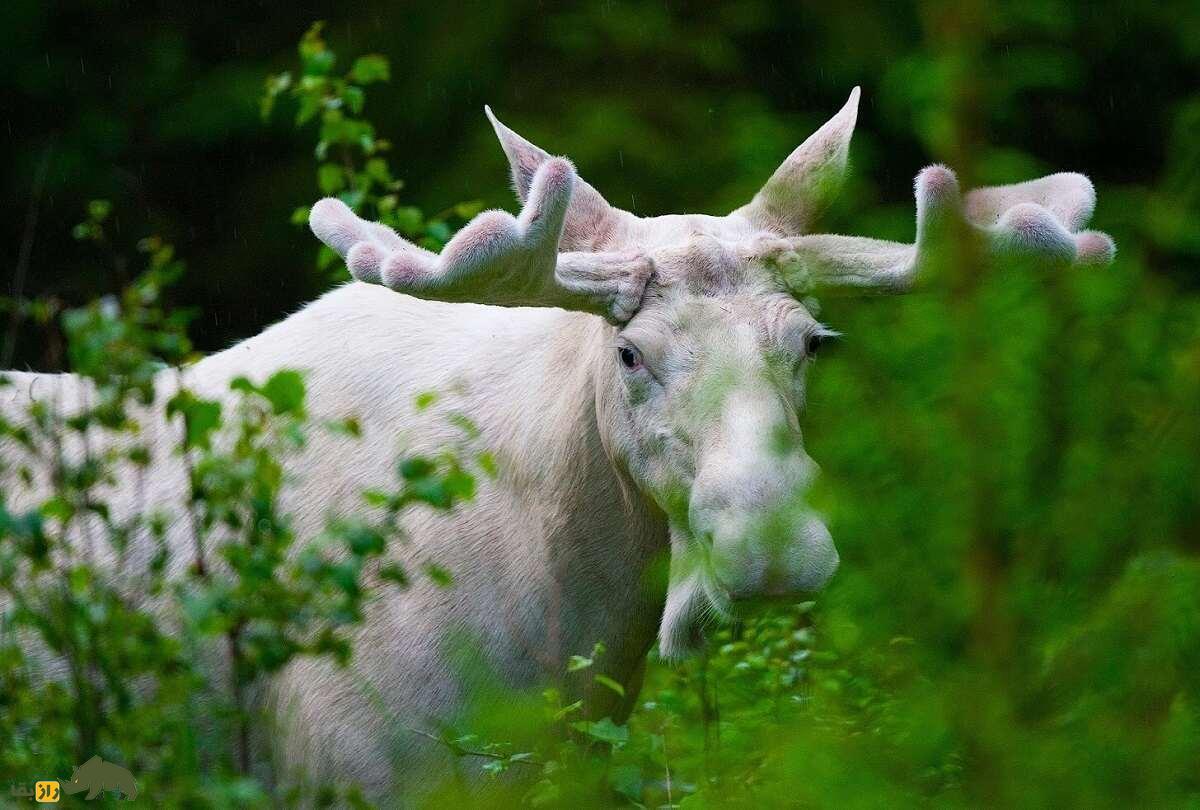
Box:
2 285 667 796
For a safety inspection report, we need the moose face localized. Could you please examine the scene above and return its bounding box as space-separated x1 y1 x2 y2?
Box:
309 87 1113 659
605 236 839 655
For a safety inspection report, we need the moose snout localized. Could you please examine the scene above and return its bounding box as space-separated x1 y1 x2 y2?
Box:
708 511 838 600
688 386 839 601
689 476 839 601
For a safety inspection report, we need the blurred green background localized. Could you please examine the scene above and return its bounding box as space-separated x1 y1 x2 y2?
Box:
3 0 1196 358
1 0 1198 806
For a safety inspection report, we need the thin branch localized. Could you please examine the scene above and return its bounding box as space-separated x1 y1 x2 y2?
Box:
397 723 542 768
228 624 251 775
663 725 673 807
3 144 53 368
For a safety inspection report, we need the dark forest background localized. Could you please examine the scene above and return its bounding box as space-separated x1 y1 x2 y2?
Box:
2 0 1196 361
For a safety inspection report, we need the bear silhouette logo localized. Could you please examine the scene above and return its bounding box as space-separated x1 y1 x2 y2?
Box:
59 755 137 801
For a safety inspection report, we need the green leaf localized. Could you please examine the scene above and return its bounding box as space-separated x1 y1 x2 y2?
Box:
414 390 438 410
425 220 452 243
339 189 365 211
342 85 365 115
325 417 362 438
447 412 480 439
260 71 292 120
342 523 385 556
87 199 112 222
362 489 392 508
379 563 409 588
295 92 323 125
477 451 498 479
391 206 424 235
570 717 628 746
399 457 436 480
608 763 643 803
166 390 222 450
452 200 485 220
262 370 306 415
349 54 390 84
230 376 256 394
441 466 476 502
318 163 345 195
593 674 625 698
409 478 449 508
40 496 74 522
364 157 391 184
567 655 593 672
298 21 327 58
553 699 583 720
423 563 454 588
317 244 339 271
301 47 335 78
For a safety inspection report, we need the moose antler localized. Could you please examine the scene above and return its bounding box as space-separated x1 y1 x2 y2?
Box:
311 91 1115 317
309 157 653 322
735 87 860 236
765 164 1116 295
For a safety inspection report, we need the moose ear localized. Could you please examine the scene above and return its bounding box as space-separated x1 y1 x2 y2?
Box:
734 87 860 237
485 106 625 251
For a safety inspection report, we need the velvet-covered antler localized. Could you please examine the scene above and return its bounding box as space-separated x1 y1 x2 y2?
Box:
309 156 653 322
734 87 860 236
312 89 1115 315
762 164 1116 295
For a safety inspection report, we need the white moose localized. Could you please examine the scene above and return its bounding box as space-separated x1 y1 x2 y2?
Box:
3 88 1113 797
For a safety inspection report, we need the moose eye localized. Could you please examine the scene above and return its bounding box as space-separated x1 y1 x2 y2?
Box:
806 331 835 357
618 345 643 371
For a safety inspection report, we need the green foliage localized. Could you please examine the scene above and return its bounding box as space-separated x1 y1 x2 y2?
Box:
262 21 480 275
0 182 478 805
1 5 1198 808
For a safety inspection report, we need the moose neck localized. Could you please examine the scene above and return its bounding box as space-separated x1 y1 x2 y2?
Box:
479 307 669 688
174 283 671 701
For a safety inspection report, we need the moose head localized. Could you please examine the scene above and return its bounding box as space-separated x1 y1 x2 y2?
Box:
310 88 1113 658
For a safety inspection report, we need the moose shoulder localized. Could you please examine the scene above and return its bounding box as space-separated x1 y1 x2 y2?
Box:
2 88 1113 800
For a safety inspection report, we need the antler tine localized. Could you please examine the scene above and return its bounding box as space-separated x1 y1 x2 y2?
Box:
964 170 1115 265
308 197 407 283
309 158 655 321
311 158 574 304
773 165 1115 295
